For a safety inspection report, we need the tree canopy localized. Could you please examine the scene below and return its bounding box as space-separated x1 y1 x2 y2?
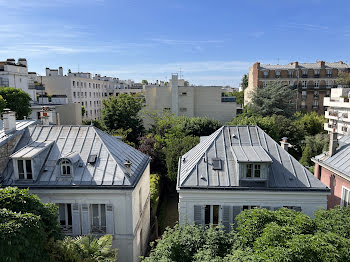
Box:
336 72 350 86
248 83 296 118
101 93 145 144
0 187 61 261
0 87 31 119
240 74 248 90
144 207 350 262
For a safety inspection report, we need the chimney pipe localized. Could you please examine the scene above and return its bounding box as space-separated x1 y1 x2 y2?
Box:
2 109 16 134
58 67 63 76
280 137 289 151
124 160 132 176
329 129 338 156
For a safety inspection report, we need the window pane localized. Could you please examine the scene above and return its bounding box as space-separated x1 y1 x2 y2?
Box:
254 165 261 178
101 204 106 227
18 160 24 179
92 204 99 226
67 165 71 175
62 166 66 175
59 204 66 226
67 204 72 226
213 205 219 225
246 164 252 178
26 160 32 179
205 205 210 225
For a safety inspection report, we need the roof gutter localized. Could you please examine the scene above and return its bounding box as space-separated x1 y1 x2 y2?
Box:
312 157 350 182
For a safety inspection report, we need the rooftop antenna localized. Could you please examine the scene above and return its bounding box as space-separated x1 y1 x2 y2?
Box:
179 67 182 79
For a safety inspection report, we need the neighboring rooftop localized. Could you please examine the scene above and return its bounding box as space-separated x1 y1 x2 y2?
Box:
1 125 150 188
0 120 36 147
178 126 328 191
259 61 349 70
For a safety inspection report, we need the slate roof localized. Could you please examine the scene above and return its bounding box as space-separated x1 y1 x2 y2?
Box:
260 62 349 70
313 135 350 179
178 126 328 191
1 125 150 188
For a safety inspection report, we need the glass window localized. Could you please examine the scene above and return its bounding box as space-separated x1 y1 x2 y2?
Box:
61 160 71 176
246 164 253 178
213 205 219 226
342 187 350 207
254 164 261 178
18 160 24 179
26 160 32 179
205 205 210 225
91 204 106 233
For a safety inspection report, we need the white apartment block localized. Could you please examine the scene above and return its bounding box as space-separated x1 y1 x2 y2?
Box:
41 68 143 121
144 74 237 125
0 58 37 100
324 87 350 136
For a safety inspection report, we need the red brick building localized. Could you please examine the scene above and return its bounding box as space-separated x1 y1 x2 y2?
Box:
245 61 350 115
312 134 350 209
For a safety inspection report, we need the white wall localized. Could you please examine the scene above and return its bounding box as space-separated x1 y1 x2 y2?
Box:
178 190 328 225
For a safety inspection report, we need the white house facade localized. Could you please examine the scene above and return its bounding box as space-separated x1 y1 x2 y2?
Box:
177 126 329 231
0 115 151 262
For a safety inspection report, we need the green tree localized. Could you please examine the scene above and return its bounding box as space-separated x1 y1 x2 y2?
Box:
81 106 86 117
240 74 248 90
336 72 350 86
0 87 31 119
142 80 149 85
300 134 329 167
0 95 6 113
48 235 117 262
101 93 144 144
248 83 296 118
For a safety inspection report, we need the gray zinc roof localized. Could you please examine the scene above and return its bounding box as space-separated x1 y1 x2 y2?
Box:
0 120 36 147
1 125 150 188
177 126 328 191
314 135 350 179
260 62 349 70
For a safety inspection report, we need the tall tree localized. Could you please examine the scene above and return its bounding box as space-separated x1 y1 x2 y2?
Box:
240 74 248 90
0 87 31 119
336 72 350 86
248 82 296 118
101 93 144 144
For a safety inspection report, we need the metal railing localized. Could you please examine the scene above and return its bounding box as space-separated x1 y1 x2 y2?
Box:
221 96 236 102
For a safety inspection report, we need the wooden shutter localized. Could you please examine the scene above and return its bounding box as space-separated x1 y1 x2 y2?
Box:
81 204 90 234
106 204 114 235
72 203 81 235
194 205 202 226
222 206 231 232
232 206 242 228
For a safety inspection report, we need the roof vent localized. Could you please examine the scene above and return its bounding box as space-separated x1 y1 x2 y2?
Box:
182 157 186 163
232 134 236 138
124 160 132 176
200 174 206 180
212 158 222 170
202 155 206 163
88 154 97 164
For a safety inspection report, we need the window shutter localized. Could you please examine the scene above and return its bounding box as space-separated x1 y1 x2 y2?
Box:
72 203 81 235
81 204 90 234
232 206 242 228
106 204 114 235
194 205 202 225
222 206 231 232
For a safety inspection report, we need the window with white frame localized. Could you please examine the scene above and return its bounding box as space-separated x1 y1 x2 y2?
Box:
91 204 106 233
204 205 220 226
288 71 293 78
302 81 307 87
58 203 72 233
341 187 350 207
61 160 71 176
17 159 33 180
314 80 319 88
275 71 280 78
327 80 333 87
245 164 261 178
263 71 268 78
314 69 320 76
263 81 267 88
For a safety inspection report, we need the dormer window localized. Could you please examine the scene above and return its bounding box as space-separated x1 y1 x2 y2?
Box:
245 164 261 178
17 159 33 180
61 160 71 176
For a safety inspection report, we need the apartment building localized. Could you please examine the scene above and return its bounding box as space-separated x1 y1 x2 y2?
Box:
41 68 143 121
0 58 37 100
245 61 350 115
144 74 237 124
323 87 350 136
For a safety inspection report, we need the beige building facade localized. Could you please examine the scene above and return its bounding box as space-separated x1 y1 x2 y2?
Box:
144 74 237 124
40 68 143 121
245 61 350 115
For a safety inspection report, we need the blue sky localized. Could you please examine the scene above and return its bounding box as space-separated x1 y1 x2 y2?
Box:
1 0 350 86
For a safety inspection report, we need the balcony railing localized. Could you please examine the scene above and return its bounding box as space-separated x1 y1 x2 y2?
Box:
314 74 320 78
302 95 307 100
329 111 338 117
312 105 319 109
301 105 307 109
342 113 349 118
301 75 308 78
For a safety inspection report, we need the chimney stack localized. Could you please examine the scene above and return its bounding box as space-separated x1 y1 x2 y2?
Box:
58 67 63 76
18 58 27 67
280 137 289 151
40 107 50 125
317 61 325 68
2 109 16 134
124 160 132 176
329 129 338 156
